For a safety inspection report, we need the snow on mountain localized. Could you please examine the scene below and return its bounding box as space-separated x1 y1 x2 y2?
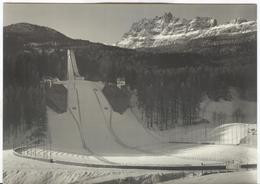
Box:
116 12 256 49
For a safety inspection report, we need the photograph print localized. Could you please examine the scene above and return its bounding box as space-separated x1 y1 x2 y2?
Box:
2 2 257 184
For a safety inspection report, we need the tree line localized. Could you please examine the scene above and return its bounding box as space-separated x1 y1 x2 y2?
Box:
3 50 51 148
130 64 255 130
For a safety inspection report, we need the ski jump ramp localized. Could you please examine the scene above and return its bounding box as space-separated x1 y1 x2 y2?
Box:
48 50 174 164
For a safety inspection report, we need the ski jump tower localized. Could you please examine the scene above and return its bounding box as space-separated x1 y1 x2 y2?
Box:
67 49 84 80
67 49 84 121
45 49 82 114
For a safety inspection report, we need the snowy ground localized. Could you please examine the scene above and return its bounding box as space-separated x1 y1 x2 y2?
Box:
160 170 257 184
4 150 257 184
173 144 256 165
4 150 207 184
45 80 257 166
155 123 257 145
4 79 257 183
44 80 256 165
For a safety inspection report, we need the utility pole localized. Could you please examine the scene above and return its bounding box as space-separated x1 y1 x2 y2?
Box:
110 107 113 127
49 139 53 163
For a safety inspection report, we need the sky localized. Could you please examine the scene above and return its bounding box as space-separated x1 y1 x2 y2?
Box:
3 3 257 45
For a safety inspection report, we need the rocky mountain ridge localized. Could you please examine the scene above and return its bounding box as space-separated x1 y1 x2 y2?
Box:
116 12 256 49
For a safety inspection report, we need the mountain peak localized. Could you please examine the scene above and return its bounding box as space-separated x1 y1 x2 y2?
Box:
5 22 53 33
162 12 173 23
231 17 248 24
5 22 38 33
116 13 256 49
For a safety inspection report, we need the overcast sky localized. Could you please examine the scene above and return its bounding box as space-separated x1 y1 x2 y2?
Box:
4 3 257 45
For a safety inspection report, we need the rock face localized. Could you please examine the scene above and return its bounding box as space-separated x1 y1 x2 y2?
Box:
116 12 256 49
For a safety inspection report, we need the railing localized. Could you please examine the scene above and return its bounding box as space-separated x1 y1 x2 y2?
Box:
13 144 231 171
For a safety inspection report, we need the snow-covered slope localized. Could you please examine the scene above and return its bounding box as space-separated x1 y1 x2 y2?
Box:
4 149 256 184
48 80 200 159
47 107 87 155
3 150 256 184
116 12 256 49
160 170 257 184
48 80 166 158
5 150 193 184
46 79 257 166
174 143 256 164
75 80 160 156
46 56 257 166
4 79 257 184
148 122 256 146
93 85 160 150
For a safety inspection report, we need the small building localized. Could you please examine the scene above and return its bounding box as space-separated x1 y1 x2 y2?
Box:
41 76 61 88
41 78 53 88
226 160 240 170
75 76 85 80
52 77 60 83
117 77 126 89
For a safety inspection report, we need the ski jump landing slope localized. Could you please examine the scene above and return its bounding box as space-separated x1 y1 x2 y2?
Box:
48 79 166 156
48 50 177 165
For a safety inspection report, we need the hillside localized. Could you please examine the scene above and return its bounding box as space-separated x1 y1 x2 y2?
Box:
4 22 71 42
